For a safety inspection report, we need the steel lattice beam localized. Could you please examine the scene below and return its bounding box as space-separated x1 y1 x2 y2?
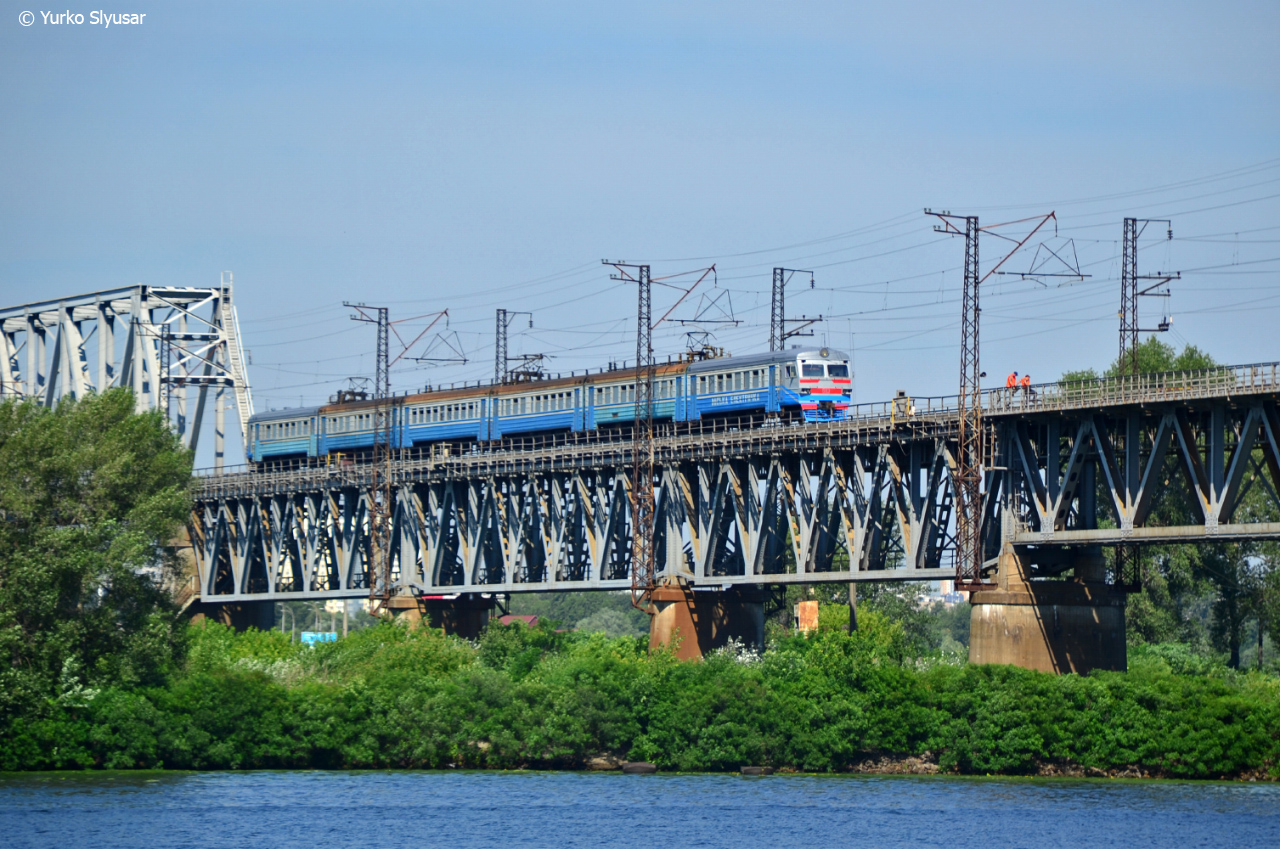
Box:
1 279 255 467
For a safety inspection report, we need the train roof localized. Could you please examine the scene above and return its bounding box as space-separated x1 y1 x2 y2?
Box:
249 405 324 424
686 347 850 374
257 352 848 421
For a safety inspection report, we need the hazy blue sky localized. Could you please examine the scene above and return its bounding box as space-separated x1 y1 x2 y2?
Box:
3 1 1278 418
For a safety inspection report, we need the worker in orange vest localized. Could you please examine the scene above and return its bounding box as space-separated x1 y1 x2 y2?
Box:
1020 373 1033 401
1006 371 1018 388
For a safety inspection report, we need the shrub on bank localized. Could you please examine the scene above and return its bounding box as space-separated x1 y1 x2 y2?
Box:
1 619 1276 778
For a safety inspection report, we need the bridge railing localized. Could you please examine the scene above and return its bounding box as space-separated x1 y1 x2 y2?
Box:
985 361 1280 416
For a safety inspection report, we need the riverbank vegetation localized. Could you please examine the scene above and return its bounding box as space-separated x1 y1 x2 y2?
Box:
2 617 1277 778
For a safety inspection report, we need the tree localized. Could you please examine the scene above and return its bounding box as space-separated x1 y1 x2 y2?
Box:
0 390 192 725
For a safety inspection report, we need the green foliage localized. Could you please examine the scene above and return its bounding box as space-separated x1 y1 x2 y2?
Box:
508 590 650 635
1 617 1277 777
1059 368 1099 385
0 391 192 733
1103 338 1217 377
1059 339 1218 384
574 608 645 637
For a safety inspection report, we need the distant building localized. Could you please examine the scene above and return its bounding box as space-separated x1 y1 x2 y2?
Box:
496 614 539 627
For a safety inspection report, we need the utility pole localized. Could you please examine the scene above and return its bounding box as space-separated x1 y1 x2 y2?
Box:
604 261 656 610
604 261 715 610
344 302 457 607
346 303 394 613
495 308 532 384
770 267 818 351
927 209 1057 588
1119 218 1178 377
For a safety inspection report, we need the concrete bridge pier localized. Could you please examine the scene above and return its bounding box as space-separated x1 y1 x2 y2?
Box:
188 600 275 631
969 544 1127 674
385 593 495 640
649 583 767 660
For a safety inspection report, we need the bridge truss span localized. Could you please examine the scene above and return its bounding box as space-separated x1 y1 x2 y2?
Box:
190 416 961 602
188 360 1280 603
996 395 1280 551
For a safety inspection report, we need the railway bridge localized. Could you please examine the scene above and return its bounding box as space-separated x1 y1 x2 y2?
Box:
189 361 1280 672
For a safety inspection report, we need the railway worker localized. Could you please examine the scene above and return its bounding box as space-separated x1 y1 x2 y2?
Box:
1020 373 1034 402
1006 371 1019 407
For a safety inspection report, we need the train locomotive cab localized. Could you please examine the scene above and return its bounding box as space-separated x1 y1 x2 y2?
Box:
794 347 851 422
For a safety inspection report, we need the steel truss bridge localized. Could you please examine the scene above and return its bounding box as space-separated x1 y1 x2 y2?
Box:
189 362 1280 603
0 278 254 465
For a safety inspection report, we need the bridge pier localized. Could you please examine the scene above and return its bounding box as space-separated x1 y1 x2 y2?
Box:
385 594 495 640
969 544 1127 674
188 600 275 631
649 584 767 660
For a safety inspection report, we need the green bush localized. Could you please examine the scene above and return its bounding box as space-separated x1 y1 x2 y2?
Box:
2 620 1277 778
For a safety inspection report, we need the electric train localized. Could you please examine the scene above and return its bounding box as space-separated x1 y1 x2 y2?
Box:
247 347 851 463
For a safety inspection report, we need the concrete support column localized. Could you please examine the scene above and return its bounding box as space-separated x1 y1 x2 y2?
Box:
189 600 276 631
387 593 495 640
969 544 1127 674
649 584 767 660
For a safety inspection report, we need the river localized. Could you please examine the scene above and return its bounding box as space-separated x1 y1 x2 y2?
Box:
2 770 1275 848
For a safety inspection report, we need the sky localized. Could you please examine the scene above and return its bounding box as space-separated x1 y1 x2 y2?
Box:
3 1 1279 444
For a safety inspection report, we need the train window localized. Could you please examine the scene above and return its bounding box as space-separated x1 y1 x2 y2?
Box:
802 364 824 378
734 372 742 391
828 364 849 377
785 366 795 378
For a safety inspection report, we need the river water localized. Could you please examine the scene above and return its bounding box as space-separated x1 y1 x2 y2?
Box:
1 770 1275 848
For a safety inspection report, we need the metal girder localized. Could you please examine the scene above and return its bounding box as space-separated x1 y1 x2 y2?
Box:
191 440 958 602
1001 399 1280 548
1 280 254 467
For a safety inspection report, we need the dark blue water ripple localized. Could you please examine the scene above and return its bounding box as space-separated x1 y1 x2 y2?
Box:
1 771 1275 849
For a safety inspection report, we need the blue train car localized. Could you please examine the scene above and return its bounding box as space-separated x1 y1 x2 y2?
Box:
689 347 850 422
249 406 321 462
245 348 852 463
